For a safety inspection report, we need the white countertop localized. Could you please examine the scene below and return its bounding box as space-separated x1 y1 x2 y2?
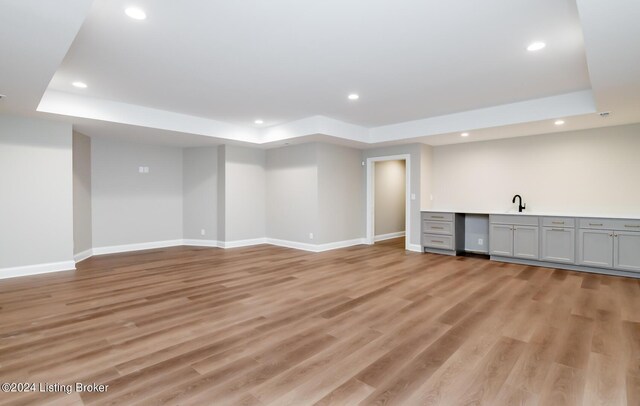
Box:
420 209 640 220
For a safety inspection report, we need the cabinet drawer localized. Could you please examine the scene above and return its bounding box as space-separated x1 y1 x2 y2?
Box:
541 217 575 228
613 219 640 231
578 218 640 231
423 220 453 235
490 214 538 226
422 233 453 250
422 212 453 222
578 218 616 230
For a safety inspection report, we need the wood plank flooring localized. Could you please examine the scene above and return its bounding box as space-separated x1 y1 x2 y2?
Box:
0 238 639 405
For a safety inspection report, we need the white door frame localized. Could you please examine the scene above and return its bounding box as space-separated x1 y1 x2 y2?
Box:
366 154 411 250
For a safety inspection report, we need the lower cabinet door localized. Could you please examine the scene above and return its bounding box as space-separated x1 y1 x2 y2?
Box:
490 224 513 257
578 229 614 268
614 231 640 272
513 226 539 260
541 227 575 264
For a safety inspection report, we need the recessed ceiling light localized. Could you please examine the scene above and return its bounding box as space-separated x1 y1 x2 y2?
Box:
254 119 264 125
348 94 359 100
554 120 565 126
72 81 88 89
125 7 146 20
527 41 546 52
461 132 469 137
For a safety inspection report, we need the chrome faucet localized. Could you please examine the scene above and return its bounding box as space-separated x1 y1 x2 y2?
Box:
512 195 526 213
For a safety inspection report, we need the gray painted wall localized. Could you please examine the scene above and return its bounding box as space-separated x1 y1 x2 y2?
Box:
420 144 433 210
266 144 318 243
374 160 406 236
183 146 217 240
0 115 74 268
72 132 92 255
317 143 365 244
91 138 183 247
223 145 266 241
464 214 490 253
217 146 226 241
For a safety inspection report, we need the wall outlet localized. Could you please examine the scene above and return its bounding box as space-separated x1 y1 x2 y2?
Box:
144 166 149 173
201 229 206 236
309 233 314 240
411 193 416 201
138 166 149 174
430 194 434 201
478 238 484 246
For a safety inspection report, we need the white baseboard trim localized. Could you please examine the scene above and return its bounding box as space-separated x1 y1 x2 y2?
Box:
218 238 268 249
266 238 318 252
74 249 93 263
3 236 413 280
182 239 220 248
92 239 184 256
267 238 367 253
374 231 406 242
314 238 368 252
0 260 76 280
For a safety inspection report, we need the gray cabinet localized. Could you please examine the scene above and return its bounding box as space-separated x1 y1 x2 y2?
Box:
421 212 465 255
513 226 539 259
578 229 613 268
489 215 539 259
490 224 513 256
541 227 575 264
614 231 640 272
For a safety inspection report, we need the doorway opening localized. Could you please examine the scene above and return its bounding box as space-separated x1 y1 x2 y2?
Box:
366 154 411 250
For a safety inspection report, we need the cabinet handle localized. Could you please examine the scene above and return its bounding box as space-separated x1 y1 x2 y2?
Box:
431 226 444 229
552 221 565 224
614 234 618 237
609 233 613 237
432 216 444 219
589 223 603 226
625 224 640 228
431 240 444 243
551 228 565 231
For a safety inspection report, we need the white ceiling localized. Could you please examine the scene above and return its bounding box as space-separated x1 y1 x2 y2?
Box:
2 0 640 147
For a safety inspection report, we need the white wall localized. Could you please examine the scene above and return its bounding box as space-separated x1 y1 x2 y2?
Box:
431 123 640 215
266 144 318 243
91 138 183 248
73 132 92 255
223 145 266 241
374 160 406 236
0 115 74 270
183 146 217 240
317 143 365 244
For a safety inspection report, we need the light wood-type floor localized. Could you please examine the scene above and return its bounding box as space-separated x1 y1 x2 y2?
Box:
0 238 639 405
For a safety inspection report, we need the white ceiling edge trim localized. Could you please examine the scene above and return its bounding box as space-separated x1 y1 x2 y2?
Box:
37 89 597 146
37 90 260 143
369 90 597 142
260 115 369 144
